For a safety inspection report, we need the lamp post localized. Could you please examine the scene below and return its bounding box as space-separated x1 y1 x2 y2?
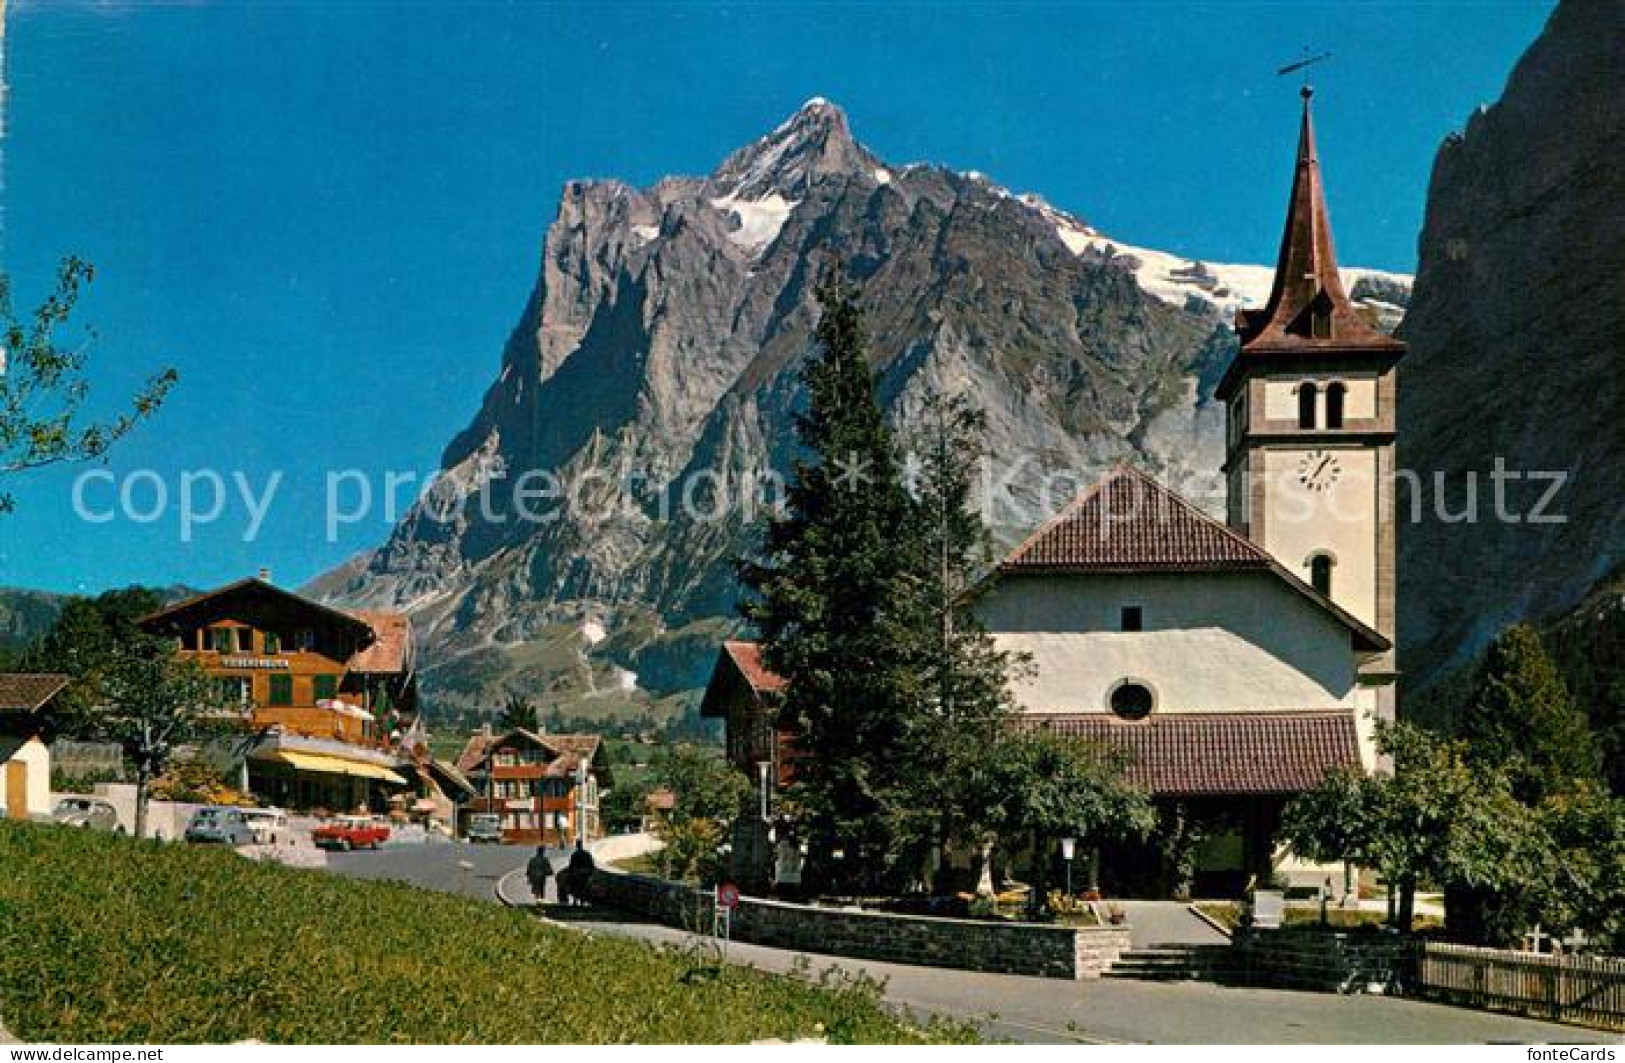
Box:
1061 837 1077 908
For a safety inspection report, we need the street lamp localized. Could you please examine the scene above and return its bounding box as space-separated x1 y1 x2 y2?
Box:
1060 837 1077 908
756 760 771 823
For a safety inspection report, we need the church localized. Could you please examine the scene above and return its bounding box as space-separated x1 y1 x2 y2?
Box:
703 86 1403 897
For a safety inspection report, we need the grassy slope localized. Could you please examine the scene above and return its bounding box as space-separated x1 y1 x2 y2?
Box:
0 824 969 1044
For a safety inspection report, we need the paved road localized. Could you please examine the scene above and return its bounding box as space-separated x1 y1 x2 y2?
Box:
324 840 530 900
328 845 1615 1045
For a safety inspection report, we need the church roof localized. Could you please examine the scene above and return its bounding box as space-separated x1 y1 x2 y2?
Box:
1026 710 1362 795
1002 466 1271 572
997 465 1389 651
1235 87 1405 357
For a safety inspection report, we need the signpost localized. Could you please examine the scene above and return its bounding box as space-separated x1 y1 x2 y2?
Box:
713 882 739 957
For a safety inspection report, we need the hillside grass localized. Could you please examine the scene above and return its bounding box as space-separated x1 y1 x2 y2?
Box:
0 823 973 1044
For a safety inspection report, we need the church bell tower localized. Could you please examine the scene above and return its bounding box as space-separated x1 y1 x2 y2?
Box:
1218 85 1404 715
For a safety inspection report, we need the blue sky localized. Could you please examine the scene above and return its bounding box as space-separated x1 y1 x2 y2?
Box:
1 0 1552 596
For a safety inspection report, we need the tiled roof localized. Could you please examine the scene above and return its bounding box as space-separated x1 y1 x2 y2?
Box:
1023 710 1362 795
453 729 601 775
1000 466 1272 572
0 673 70 713
454 733 495 774
721 640 787 695
347 610 414 674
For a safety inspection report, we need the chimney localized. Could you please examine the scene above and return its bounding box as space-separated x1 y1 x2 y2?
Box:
258 567 272 583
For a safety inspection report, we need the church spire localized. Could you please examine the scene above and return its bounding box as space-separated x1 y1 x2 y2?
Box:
1236 86 1401 352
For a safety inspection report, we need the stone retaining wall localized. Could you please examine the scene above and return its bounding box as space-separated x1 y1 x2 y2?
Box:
1228 927 1411 994
581 868 1131 980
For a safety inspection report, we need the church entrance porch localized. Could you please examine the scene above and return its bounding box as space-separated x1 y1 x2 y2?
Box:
1095 795 1287 900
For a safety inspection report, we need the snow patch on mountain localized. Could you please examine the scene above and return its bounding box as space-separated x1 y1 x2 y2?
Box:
1018 193 1409 315
710 191 798 251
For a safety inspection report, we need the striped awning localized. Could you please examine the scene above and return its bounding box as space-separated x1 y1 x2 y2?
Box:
255 749 408 786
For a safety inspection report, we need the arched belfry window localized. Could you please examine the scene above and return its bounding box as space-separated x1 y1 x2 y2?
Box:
1325 382 1347 429
1298 382 1318 429
1309 553 1335 598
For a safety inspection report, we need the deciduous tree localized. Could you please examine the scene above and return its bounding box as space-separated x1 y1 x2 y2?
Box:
91 636 221 838
1 258 176 513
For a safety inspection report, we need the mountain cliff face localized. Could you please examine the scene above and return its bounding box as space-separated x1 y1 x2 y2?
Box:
1397 0 1625 697
310 100 1407 718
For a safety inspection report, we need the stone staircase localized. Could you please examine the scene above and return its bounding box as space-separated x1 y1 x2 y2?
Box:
1104 944 1235 982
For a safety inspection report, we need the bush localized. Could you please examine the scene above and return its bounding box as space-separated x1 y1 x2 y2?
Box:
0 823 974 1044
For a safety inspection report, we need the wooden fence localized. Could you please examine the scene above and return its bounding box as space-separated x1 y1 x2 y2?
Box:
1415 942 1625 1031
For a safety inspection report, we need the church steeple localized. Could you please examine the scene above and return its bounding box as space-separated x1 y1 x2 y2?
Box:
1234 87 1402 354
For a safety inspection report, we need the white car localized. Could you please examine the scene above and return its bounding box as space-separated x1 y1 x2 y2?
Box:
239 807 289 844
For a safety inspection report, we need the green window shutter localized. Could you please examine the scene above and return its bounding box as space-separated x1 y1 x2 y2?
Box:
211 628 234 653
263 631 280 654
269 674 293 707
314 675 337 701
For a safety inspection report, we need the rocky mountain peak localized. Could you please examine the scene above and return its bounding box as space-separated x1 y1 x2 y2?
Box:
710 97 880 199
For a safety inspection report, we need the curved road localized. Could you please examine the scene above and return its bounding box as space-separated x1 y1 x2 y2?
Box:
326 845 1613 1046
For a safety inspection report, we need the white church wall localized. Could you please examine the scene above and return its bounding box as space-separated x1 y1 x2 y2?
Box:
978 571 1359 714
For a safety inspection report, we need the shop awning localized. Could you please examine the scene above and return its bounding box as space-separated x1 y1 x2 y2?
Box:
258 749 408 786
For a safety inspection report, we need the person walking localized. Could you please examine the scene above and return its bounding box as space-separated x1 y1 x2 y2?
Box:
525 845 553 906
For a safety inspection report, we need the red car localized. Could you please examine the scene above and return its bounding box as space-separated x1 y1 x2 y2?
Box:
312 815 390 851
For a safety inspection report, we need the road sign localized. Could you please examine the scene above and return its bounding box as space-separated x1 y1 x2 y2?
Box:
716 882 740 910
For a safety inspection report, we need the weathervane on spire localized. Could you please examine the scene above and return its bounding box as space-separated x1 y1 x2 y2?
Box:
1277 47 1331 98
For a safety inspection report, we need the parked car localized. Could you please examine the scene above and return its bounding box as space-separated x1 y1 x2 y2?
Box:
466 812 503 844
239 807 289 845
312 815 390 851
51 796 121 832
185 806 256 846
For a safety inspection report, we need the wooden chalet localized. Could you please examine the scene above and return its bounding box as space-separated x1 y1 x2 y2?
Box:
455 725 610 845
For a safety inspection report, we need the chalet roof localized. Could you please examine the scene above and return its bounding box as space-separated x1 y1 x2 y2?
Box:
1025 710 1362 795
1235 88 1405 357
721 641 787 695
454 728 603 777
0 673 69 713
141 578 372 639
347 610 414 674
996 466 1389 652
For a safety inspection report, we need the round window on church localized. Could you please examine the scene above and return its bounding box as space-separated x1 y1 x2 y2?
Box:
1109 681 1155 721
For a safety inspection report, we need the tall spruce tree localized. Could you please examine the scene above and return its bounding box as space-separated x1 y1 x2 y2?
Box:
1459 624 1599 803
740 273 919 893
1452 624 1605 944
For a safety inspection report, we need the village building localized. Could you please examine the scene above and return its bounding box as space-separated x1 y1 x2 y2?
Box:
703 87 1401 897
140 577 419 813
0 673 68 820
455 725 610 845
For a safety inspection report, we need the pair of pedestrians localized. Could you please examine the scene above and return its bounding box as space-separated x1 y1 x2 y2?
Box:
526 841 596 905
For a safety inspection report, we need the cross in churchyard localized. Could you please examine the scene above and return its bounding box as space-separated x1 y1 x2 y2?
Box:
1523 924 1552 953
